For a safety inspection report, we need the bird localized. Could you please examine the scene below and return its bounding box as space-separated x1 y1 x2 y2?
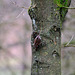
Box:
34 35 41 50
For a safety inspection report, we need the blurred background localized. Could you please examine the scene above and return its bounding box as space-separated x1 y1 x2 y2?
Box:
0 0 32 75
61 0 75 75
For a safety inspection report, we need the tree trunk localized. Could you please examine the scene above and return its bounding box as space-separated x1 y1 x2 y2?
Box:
30 0 61 75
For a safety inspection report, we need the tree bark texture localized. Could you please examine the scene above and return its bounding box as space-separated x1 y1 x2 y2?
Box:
30 0 61 75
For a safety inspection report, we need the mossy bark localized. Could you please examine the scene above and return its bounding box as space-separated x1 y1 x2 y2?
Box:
30 0 61 75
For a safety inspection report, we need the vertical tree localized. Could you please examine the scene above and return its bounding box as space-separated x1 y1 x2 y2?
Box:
29 0 71 75
29 0 61 75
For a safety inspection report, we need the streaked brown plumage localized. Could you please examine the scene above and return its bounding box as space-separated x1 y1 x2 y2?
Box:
34 35 41 49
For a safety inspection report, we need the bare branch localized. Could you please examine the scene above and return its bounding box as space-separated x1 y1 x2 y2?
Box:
66 35 74 46
10 0 36 9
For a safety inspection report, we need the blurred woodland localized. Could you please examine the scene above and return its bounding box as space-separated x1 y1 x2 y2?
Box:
0 0 32 75
61 0 75 75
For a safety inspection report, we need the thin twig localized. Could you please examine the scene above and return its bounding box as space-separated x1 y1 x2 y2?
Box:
10 0 36 18
62 6 75 9
66 35 74 46
64 44 75 47
61 44 75 48
16 9 25 18
10 0 36 9
16 4 36 18
10 0 29 9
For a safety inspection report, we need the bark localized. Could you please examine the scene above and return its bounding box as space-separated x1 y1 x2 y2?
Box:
30 0 61 75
